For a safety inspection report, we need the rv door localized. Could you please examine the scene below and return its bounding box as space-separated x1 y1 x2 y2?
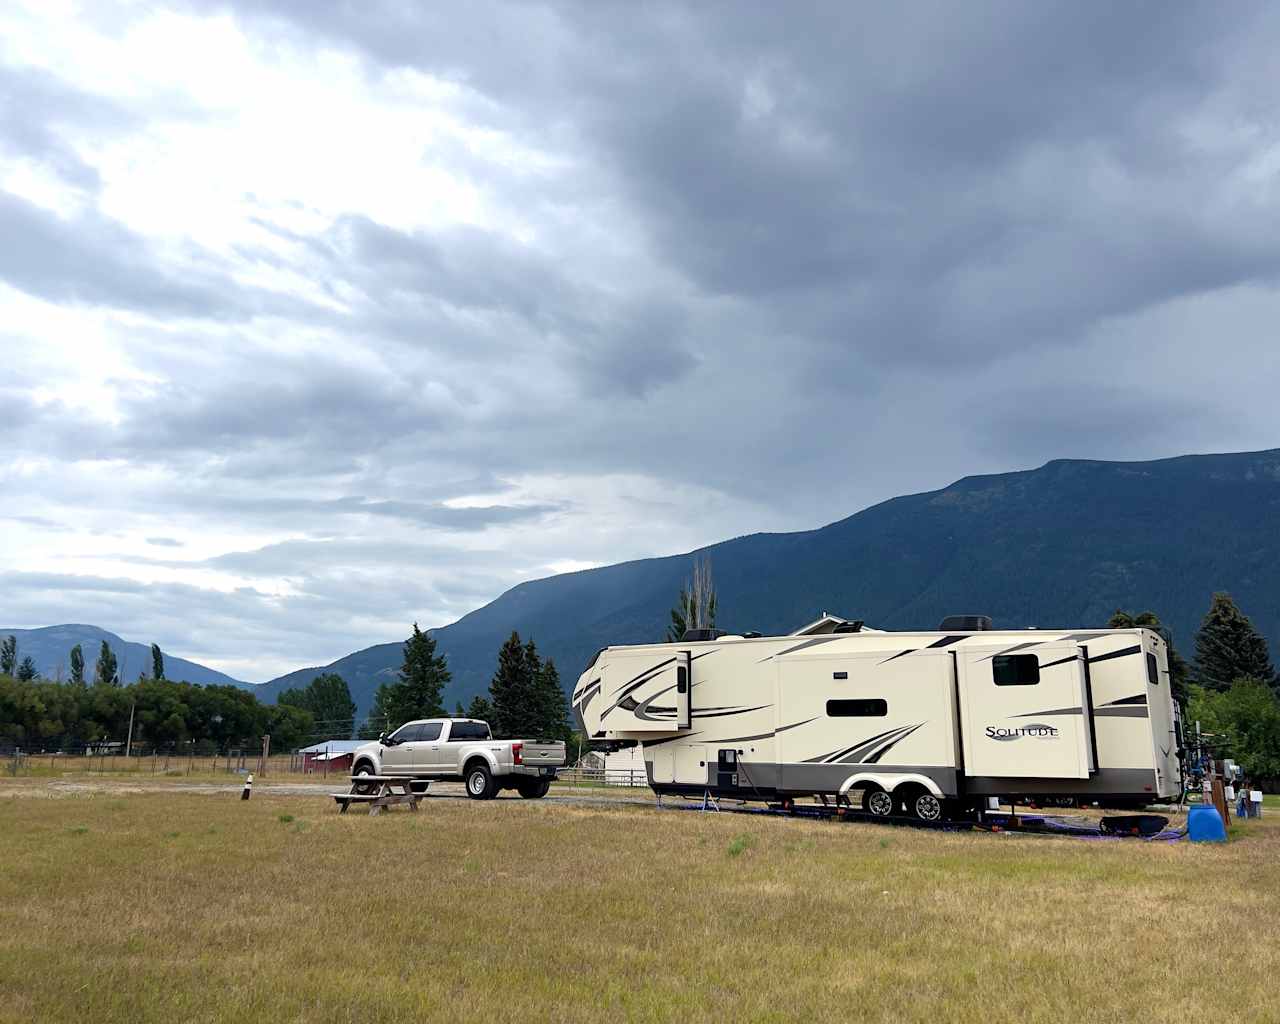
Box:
958 643 1095 779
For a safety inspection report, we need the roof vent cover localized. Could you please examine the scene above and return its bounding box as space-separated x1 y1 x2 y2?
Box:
938 615 992 631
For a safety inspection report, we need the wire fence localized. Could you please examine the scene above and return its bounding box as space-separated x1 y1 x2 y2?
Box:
2 744 341 778
3 745 651 786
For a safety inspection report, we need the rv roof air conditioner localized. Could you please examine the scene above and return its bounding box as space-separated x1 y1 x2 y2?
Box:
681 628 728 642
938 614 992 631
833 620 865 633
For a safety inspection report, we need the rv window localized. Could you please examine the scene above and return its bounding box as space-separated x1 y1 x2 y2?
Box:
992 654 1040 686
826 699 888 717
1146 653 1159 686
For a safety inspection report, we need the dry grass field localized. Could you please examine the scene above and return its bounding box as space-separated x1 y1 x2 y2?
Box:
1 780 1277 1024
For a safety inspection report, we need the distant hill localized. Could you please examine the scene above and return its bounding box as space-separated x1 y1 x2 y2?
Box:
0 624 248 687
257 448 1280 719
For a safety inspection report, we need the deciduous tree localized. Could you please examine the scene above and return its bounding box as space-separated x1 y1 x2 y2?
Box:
151 643 165 681
0 636 16 677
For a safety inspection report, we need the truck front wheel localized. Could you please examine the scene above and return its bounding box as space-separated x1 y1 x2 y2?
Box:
465 763 495 800
517 779 551 799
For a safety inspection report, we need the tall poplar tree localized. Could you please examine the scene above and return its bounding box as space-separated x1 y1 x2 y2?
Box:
69 644 85 685
1193 593 1276 692
151 643 165 681
0 635 16 676
94 640 118 686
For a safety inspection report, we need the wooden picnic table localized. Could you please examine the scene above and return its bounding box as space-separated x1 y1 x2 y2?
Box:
331 775 425 815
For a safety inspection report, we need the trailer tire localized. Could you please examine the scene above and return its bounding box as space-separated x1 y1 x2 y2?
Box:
912 791 943 822
465 762 496 800
862 786 893 818
517 779 552 799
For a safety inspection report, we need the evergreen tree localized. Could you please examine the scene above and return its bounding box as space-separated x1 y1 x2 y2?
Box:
531 657 570 742
488 631 531 738
69 644 85 685
466 694 494 723
389 623 450 723
1193 593 1276 692
0 635 15 676
16 656 36 682
94 640 118 686
1108 609 1190 703
151 643 165 681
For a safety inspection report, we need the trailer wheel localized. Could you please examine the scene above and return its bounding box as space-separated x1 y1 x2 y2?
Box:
465 762 495 800
913 792 943 822
863 787 893 817
517 779 552 799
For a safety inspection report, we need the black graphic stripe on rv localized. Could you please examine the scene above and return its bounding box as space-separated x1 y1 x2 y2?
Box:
1101 694 1148 706
974 641 1045 662
806 725 907 764
878 635 966 665
1014 706 1083 718
755 636 843 663
645 716 814 747
572 678 601 703
1087 645 1142 665
837 725 923 764
863 723 925 764
601 659 677 716
692 705 771 719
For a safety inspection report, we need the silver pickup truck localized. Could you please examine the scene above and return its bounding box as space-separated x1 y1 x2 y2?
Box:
350 718 565 799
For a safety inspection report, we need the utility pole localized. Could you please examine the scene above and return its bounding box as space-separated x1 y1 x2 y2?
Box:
125 701 136 759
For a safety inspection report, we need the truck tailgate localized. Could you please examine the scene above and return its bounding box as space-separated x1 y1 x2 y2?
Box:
520 742 566 768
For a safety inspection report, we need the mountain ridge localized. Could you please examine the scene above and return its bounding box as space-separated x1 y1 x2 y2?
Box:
13 448 1280 728
0 624 249 687
253 446 1280 720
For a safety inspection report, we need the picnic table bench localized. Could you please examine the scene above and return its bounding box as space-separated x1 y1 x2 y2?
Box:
331 775 426 815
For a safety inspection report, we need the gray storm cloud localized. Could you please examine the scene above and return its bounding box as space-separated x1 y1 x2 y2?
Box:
2 1 1279 676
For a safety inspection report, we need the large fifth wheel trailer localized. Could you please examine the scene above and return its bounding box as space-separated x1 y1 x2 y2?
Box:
571 616 1183 820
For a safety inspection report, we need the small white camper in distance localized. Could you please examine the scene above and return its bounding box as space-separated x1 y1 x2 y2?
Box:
571 615 1182 820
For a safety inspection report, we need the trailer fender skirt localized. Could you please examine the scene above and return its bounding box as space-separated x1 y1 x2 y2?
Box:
838 772 943 799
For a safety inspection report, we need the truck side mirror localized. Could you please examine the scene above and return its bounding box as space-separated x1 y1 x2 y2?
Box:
378 731 388 744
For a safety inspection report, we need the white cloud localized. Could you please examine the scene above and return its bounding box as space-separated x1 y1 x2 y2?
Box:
4 1 1280 678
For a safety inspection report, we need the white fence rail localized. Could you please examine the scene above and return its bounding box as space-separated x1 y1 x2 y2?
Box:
555 767 649 788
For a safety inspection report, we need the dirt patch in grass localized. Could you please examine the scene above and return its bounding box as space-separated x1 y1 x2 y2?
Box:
0 784 1277 1022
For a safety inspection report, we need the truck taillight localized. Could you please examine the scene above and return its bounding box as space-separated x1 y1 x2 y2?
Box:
513 742 523 765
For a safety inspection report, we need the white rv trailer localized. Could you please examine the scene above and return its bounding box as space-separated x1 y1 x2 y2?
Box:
571 617 1183 819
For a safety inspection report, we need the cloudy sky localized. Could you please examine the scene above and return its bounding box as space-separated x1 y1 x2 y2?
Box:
3 2 1279 680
